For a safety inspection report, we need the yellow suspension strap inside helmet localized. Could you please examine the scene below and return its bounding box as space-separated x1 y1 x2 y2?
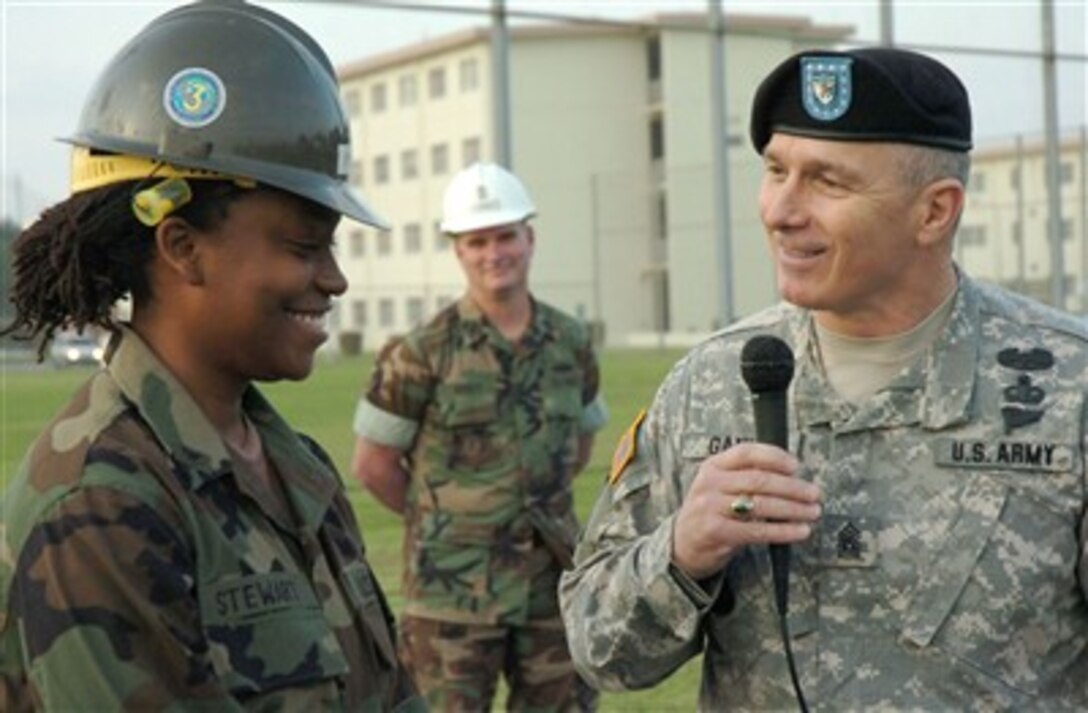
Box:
70 146 257 226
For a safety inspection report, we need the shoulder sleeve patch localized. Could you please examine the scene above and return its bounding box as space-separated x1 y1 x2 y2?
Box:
609 408 647 486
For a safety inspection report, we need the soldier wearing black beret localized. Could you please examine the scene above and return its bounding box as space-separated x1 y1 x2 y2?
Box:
750 47 972 152
562 46 1088 710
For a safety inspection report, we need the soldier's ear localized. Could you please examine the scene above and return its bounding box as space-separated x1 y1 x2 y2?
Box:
917 178 965 249
154 216 205 286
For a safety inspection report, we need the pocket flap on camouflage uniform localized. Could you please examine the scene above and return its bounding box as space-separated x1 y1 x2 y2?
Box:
542 369 583 419
436 377 499 427
341 562 397 668
201 572 348 695
420 513 502 545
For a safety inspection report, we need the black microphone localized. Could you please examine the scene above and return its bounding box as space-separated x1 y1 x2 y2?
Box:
740 335 795 616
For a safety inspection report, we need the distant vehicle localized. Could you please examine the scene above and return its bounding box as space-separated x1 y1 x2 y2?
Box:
49 334 105 367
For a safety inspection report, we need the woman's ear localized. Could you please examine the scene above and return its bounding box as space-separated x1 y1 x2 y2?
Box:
154 216 204 285
917 178 966 249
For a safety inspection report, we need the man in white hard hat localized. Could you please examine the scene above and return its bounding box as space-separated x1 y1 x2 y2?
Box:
351 162 609 711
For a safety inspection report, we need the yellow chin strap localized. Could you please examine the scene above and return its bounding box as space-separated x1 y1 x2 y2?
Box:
70 146 256 226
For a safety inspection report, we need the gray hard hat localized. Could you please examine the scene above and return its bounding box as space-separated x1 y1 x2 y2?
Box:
66 0 387 228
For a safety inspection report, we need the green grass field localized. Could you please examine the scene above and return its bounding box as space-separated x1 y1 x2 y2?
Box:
1 349 702 710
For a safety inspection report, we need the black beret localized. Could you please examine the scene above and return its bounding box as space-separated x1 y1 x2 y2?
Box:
750 47 972 154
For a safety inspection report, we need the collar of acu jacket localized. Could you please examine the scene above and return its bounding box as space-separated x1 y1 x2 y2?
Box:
790 268 977 432
105 326 339 526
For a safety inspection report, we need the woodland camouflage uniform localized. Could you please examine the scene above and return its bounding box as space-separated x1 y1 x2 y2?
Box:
1 328 420 712
356 295 608 710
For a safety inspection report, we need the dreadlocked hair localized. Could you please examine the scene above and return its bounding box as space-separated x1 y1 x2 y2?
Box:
1 179 248 360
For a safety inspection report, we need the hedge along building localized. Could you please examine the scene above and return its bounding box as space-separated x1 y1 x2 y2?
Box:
331 12 850 352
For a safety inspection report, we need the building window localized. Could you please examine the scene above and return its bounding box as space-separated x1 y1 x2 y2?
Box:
431 143 449 175
655 192 668 240
401 149 419 180
1010 166 1020 189
650 117 664 159
462 136 481 167
969 171 985 192
959 225 986 246
1061 218 1074 241
349 230 365 257
379 299 395 328
646 36 661 81
433 220 449 251
1011 220 1022 244
1062 273 1077 294
404 223 422 253
344 88 361 116
369 82 387 113
428 66 446 99
377 230 392 256
374 155 390 184
350 159 363 187
398 74 417 107
1060 161 1074 185
406 297 424 326
459 58 479 92
352 299 367 328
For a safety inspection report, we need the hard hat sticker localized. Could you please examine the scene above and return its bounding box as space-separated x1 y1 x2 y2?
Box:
337 143 352 179
163 68 227 128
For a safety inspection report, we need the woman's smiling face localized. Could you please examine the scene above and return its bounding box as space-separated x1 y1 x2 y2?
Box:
187 188 347 383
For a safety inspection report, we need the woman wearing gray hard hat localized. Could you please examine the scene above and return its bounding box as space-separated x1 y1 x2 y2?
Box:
0 2 421 710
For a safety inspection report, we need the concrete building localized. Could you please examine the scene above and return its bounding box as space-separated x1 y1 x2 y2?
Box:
331 13 850 352
957 130 1088 313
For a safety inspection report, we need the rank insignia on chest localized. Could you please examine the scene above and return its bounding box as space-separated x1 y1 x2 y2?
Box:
609 408 647 485
836 521 864 560
821 515 879 568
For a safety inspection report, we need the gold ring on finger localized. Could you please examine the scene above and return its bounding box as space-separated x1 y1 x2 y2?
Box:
729 495 756 519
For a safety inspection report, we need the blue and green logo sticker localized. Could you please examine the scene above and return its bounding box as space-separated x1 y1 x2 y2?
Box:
163 67 226 128
801 57 853 122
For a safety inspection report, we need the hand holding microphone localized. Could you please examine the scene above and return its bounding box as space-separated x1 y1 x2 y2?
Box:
671 336 821 582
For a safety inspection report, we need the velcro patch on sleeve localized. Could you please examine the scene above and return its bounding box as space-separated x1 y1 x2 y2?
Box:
609 408 647 486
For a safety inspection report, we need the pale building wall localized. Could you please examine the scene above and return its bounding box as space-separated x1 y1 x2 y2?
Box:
339 43 490 349
510 31 655 339
958 134 1088 312
332 17 852 351
658 31 829 333
722 36 812 321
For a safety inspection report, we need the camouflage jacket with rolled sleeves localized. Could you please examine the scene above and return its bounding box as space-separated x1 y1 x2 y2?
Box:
560 274 1088 711
0 327 420 712
355 295 608 626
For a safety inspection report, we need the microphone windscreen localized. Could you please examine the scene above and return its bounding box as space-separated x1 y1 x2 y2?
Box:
741 335 795 394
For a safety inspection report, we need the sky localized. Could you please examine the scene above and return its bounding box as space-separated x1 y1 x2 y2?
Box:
1 0 1085 224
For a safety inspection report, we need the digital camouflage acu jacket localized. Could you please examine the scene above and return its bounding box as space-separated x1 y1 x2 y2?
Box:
0 327 420 712
561 275 1088 710
356 296 607 626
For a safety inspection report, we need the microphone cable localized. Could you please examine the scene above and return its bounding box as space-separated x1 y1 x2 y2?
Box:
773 565 808 713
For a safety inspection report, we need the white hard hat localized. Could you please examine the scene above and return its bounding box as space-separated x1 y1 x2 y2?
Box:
440 162 536 234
